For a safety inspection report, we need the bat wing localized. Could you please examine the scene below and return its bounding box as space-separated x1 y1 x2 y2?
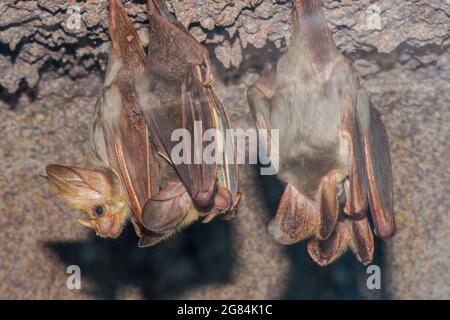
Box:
307 222 352 266
341 85 395 239
356 88 396 239
350 218 374 264
95 82 159 237
340 89 369 219
141 65 218 209
207 89 240 213
92 0 160 236
138 0 238 226
112 113 158 218
247 71 280 170
317 174 339 241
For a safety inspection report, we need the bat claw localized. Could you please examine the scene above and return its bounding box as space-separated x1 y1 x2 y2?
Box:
223 192 241 220
202 56 215 87
203 68 214 87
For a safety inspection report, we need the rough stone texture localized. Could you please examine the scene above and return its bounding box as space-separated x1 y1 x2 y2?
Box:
0 0 449 299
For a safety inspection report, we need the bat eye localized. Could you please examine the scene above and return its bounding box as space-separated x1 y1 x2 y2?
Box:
93 205 105 217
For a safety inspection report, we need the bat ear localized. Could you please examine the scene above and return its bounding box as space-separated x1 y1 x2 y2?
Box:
45 165 112 201
108 0 145 64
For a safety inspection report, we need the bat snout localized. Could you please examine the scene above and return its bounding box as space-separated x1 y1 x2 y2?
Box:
93 215 124 238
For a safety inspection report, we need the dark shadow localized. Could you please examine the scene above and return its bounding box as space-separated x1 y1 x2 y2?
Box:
259 172 387 300
43 6 390 299
282 239 386 299
204 21 392 297
204 34 283 86
0 79 38 110
45 218 234 299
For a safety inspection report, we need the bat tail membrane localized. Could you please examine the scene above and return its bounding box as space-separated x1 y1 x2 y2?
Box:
140 181 192 234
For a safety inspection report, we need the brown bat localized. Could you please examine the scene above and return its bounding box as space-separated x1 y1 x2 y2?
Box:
247 0 395 265
136 0 240 236
45 0 239 246
45 0 156 241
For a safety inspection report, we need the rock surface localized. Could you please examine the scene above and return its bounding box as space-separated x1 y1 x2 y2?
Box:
0 0 448 299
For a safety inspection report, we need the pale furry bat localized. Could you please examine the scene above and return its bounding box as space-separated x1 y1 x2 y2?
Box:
247 0 395 265
45 0 240 246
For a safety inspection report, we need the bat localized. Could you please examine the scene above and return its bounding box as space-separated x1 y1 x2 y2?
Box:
45 0 156 240
247 0 395 265
46 0 240 246
135 0 240 239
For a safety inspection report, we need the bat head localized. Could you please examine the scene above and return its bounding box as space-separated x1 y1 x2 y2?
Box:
45 164 130 238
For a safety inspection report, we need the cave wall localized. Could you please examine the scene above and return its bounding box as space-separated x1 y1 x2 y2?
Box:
0 0 448 299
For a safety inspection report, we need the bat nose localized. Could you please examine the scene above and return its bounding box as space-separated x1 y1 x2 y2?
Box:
95 215 123 238
95 219 114 237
